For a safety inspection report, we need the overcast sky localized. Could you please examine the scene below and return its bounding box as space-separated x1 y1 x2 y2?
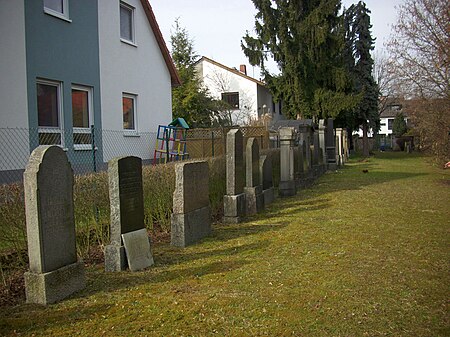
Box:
151 0 404 76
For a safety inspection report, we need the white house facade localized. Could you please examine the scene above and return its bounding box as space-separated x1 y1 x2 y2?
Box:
0 0 180 182
353 102 409 138
195 57 283 125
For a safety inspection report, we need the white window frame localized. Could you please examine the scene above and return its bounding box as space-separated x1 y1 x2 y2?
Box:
72 85 94 150
43 0 71 22
120 2 136 46
122 93 138 135
37 79 65 147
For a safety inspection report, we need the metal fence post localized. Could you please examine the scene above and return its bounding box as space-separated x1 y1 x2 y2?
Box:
211 131 215 157
91 124 97 172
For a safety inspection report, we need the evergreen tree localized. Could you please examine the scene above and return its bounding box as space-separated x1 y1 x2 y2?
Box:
241 0 357 119
344 1 379 156
392 112 407 137
170 19 221 127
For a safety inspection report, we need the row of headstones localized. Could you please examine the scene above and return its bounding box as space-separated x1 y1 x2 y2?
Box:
223 125 329 222
22 124 345 305
23 146 212 305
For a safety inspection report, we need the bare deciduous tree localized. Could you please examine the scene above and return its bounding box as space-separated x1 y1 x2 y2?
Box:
373 51 401 115
386 0 449 162
386 0 449 99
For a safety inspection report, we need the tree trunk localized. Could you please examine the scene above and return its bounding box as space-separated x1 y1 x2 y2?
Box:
362 123 370 157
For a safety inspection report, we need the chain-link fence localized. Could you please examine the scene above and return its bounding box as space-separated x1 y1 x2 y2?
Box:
1 126 271 184
0 127 159 184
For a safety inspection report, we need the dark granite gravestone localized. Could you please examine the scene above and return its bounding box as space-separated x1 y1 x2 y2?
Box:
105 156 153 272
326 118 337 170
23 146 85 304
171 161 211 247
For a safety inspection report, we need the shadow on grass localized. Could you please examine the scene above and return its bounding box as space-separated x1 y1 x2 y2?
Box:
154 239 271 266
0 302 112 336
264 197 333 217
211 222 287 242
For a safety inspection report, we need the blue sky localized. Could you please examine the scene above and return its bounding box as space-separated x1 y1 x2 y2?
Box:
151 0 404 76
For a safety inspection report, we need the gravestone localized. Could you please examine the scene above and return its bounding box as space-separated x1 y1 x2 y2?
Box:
326 118 337 170
342 129 349 161
312 131 321 176
260 154 274 205
336 128 344 166
171 160 211 247
318 119 327 165
223 129 246 223
244 138 264 215
295 140 309 189
105 156 153 272
279 127 296 197
122 228 154 272
293 144 302 190
23 145 85 305
298 125 312 172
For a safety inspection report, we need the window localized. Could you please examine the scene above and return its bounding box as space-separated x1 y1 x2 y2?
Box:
388 104 402 111
388 118 394 130
221 92 239 110
123 94 137 131
44 0 70 21
120 2 135 43
37 80 63 146
72 85 93 149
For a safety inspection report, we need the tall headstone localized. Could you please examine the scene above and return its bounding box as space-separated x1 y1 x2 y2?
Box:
336 128 344 166
298 125 312 171
24 146 85 304
260 154 274 205
105 156 153 272
171 160 211 247
312 131 324 176
342 129 349 161
318 119 327 165
326 118 337 170
244 138 264 215
294 141 309 189
223 129 246 223
279 127 296 197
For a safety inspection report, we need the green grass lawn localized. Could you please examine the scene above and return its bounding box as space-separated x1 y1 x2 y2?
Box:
1 152 449 336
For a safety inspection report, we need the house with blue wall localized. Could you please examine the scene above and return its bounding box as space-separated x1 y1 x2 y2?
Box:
0 0 180 182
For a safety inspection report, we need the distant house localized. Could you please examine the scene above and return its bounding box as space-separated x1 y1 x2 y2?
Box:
195 56 283 125
353 98 409 141
0 0 180 182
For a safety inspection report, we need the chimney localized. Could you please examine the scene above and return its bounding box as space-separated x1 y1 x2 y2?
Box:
239 64 247 75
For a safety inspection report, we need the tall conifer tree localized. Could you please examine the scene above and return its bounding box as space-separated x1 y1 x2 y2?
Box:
170 20 222 127
242 0 357 119
344 1 379 156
